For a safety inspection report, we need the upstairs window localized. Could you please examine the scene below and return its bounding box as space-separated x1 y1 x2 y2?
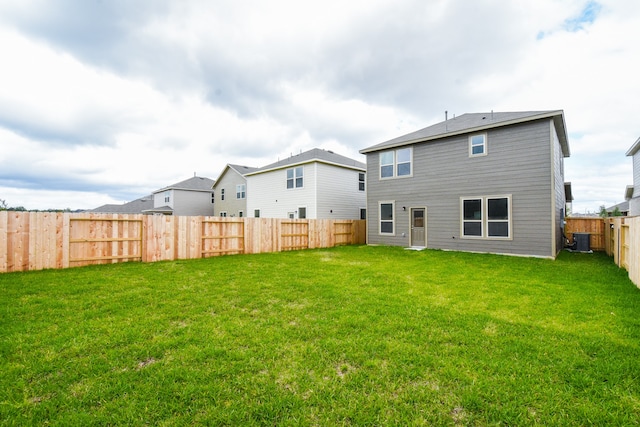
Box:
164 191 170 203
221 189 225 201
359 173 365 191
469 134 487 157
236 184 246 199
380 147 412 179
287 166 304 189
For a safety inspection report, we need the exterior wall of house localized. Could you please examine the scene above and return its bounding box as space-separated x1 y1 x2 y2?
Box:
214 169 248 217
552 122 567 254
172 190 214 216
153 190 173 209
366 119 556 257
631 153 640 216
315 163 366 219
247 163 319 218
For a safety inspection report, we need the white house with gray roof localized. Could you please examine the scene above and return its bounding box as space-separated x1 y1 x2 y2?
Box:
626 137 640 216
245 148 367 219
142 176 215 216
360 110 571 258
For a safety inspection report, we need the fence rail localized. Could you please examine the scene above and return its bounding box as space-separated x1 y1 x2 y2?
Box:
0 212 366 273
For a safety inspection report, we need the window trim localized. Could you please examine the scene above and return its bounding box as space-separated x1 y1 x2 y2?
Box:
254 209 260 218
236 184 246 199
469 133 488 157
460 195 512 240
219 211 227 217
298 206 307 219
379 201 395 235
379 147 412 179
358 172 365 191
221 188 225 201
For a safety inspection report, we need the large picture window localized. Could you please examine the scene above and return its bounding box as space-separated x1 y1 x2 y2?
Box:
379 201 395 234
461 195 511 239
380 148 412 179
287 166 304 189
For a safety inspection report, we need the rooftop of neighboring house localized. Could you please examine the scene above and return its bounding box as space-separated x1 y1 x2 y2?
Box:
153 176 215 193
90 195 153 214
213 164 259 188
246 148 366 176
626 136 640 157
360 110 569 157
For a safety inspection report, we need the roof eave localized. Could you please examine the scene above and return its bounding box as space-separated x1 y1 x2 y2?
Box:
360 110 569 155
626 137 640 156
246 158 366 176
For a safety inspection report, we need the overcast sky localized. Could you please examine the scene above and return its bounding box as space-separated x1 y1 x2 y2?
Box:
0 0 637 214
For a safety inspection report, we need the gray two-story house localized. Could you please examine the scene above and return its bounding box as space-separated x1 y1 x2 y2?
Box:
360 110 571 258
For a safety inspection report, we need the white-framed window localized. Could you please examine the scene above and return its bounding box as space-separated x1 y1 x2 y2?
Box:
360 208 366 220
164 191 170 203
298 207 307 219
211 192 215 203
359 172 365 191
220 211 227 217
461 195 511 239
379 201 395 234
469 134 487 157
380 147 412 179
288 212 295 219
287 166 304 189
239 211 244 218
236 184 246 199
221 188 225 201
254 209 260 218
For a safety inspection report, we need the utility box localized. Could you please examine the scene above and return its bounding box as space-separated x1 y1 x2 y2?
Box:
573 233 590 252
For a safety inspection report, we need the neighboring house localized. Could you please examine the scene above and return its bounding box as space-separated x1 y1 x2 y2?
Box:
359 110 571 258
626 137 640 216
91 195 154 214
212 164 258 217
245 148 367 219
142 176 215 216
605 201 629 217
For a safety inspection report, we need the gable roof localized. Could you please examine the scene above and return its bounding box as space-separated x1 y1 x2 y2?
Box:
91 195 153 214
213 164 259 188
626 136 640 157
360 110 570 157
153 176 215 194
246 148 366 176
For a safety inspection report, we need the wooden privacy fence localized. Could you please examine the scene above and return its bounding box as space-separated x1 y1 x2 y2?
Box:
564 216 640 288
563 217 606 251
0 212 366 273
603 216 640 288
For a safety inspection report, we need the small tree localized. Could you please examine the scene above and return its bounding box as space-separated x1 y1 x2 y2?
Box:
598 205 608 218
612 206 623 217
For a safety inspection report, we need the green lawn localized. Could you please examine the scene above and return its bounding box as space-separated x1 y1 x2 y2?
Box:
1 246 639 426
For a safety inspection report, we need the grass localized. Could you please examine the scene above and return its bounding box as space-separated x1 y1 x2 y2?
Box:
1 246 639 426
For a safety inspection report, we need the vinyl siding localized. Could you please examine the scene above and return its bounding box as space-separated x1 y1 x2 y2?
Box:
247 164 318 218
172 190 214 216
552 122 566 255
316 163 366 219
366 119 556 257
631 153 640 216
214 169 248 217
